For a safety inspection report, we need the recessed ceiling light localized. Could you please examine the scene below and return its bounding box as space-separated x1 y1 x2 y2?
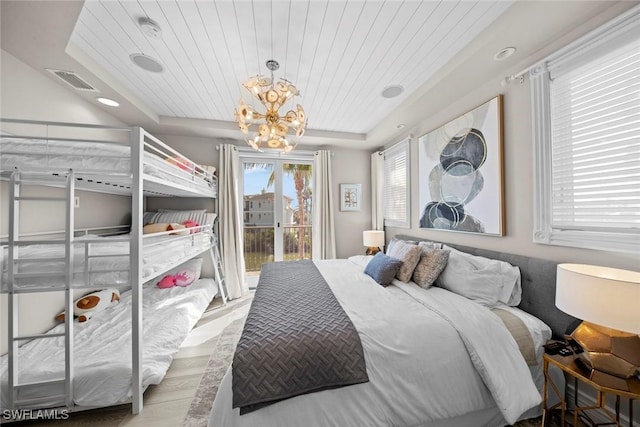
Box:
493 47 516 61
382 85 404 98
97 97 119 107
138 17 162 40
130 53 164 73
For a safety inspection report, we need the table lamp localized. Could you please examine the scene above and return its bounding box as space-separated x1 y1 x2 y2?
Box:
363 230 385 255
555 263 640 379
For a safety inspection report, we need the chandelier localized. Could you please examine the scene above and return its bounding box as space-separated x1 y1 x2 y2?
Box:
234 59 306 152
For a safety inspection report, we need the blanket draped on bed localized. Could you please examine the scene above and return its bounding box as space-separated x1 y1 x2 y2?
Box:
231 260 369 414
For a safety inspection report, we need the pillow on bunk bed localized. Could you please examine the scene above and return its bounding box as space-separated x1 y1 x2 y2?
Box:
158 208 207 214
144 211 216 231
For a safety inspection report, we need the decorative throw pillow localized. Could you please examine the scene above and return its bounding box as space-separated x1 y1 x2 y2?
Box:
364 252 403 287
418 241 442 250
387 240 422 282
385 237 417 255
412 247 450 288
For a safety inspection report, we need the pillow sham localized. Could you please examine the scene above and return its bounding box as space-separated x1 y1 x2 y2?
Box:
418 241 442 250
443 245 522 306
363 252 403 287
412 247 450 289
435 249 504 307
385 237 417 255
144 211 217 230
387 239 422 282
158 208 207 214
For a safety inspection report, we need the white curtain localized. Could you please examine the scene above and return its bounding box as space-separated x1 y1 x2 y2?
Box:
312 150 336 260
371 151 384 230
218 144 248 299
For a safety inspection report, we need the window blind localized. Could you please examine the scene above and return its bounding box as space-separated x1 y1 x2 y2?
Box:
383 140 410 227
549 38 640 232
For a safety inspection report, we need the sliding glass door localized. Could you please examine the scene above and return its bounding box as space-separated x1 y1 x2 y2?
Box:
241 157 313 285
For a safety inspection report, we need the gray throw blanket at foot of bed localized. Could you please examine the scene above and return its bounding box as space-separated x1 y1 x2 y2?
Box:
232 260 369 414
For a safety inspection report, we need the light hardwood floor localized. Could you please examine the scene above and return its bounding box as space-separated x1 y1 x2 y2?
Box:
10 294 252 427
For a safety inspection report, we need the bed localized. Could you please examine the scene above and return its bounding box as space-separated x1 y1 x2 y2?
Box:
0 209 218 291
209 237 575 427
0 275 217 409
0 126 216 198
0 119 223 416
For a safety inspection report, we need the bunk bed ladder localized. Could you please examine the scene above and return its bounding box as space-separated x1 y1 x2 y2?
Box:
210 240 228 304
7 169 76 410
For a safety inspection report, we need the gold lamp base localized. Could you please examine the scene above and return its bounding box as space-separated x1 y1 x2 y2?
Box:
365 246 381 256
570 321 640 379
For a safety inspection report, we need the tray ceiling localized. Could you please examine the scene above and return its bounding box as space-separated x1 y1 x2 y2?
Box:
69 0 513 135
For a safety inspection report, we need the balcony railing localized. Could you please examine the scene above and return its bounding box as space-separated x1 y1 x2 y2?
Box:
244 225 312 272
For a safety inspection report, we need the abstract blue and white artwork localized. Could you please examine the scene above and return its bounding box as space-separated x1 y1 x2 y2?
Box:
418 96 504 235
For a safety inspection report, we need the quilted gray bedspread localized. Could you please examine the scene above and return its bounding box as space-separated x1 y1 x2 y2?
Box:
231 260 369 414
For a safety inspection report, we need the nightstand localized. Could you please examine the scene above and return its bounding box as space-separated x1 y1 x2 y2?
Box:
542 352 640 427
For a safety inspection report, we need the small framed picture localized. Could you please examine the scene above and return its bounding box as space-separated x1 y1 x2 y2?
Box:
340 183 361 212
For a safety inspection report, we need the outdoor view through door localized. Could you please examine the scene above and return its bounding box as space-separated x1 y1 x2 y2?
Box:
242 159 313 284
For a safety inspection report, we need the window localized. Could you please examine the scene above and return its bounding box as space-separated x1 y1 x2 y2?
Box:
383 138 410 228
531 7 640 253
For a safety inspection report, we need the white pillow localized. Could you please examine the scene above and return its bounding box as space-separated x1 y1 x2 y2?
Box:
443 245 522 306
435 250 504 307
143 211 217 230
158 208 207 213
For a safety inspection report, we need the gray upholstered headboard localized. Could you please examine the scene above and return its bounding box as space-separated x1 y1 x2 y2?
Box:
396 235 577 339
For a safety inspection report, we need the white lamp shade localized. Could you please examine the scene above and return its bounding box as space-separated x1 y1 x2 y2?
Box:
363 230 385 248
556 263 640 334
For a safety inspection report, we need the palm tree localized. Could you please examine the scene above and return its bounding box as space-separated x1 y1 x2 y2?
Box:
266 163 312 258
243 162 313 260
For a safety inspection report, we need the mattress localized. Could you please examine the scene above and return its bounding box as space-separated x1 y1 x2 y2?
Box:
0 233 212 291
209 258 559 427
0 277 217 409
0 136 216 195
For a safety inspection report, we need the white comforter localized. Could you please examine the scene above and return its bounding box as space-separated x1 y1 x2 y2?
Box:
0 278 217 408
209 258 545 427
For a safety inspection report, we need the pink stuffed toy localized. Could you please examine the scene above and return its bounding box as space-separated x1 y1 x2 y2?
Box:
182 220 199 234
175 271 196 287
157 275 176 288
157 270 196 288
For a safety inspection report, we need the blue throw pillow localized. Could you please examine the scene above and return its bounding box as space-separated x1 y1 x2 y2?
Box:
364 252 403 287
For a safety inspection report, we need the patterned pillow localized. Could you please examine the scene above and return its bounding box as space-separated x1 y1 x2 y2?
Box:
412 247 450 288
363 252 403 287
387 239 422 282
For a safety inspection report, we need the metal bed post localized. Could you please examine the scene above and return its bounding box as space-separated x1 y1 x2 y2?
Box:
7 170 20 409
64 170 75 408
130 127 144 414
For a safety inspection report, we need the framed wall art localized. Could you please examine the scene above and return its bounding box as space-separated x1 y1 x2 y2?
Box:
417 95 504 235
340 183 362 212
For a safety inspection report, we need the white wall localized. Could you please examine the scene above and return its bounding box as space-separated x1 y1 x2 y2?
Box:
330 148 372 258
0 50 130 355
385 58 639 272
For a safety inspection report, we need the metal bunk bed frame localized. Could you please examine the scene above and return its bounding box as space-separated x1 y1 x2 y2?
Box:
1 118 227 417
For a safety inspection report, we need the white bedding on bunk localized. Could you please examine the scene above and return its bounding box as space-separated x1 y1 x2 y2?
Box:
0 137 215 193
0 278 217 409
209 258 554 427
0 233 212 290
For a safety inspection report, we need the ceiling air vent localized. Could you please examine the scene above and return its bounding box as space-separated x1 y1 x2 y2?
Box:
46 69 99 92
